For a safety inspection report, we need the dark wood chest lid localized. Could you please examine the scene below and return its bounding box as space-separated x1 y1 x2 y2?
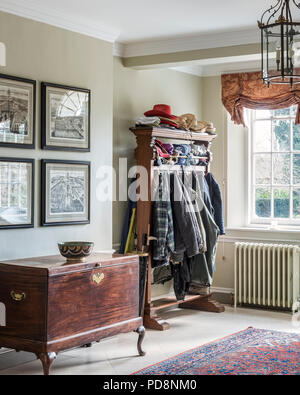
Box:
0 253 139 277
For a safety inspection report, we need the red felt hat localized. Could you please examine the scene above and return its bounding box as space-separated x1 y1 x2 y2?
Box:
144 104 178 120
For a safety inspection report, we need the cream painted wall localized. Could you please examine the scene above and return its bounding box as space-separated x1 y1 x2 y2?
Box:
202 77 227 194
202 75 300 291
201 76 234 290
116 57 300 293
0 11 114 260
113 56 203 247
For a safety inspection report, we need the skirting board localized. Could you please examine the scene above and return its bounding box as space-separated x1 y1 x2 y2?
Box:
211 287 234 294
211 287 234 305
112 243 121 252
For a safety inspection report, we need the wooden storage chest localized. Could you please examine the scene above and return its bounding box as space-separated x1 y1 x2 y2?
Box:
0 253 145 375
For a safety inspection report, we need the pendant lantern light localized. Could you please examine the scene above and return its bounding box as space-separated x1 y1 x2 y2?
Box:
258 0 300 86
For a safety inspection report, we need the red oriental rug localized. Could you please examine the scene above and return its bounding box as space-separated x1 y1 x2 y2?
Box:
133 327 300 375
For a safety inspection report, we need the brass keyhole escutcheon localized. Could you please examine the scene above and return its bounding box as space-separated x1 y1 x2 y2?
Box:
10 291 26 302
92 273 105 285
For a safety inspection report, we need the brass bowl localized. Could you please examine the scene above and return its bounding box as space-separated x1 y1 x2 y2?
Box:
58 242 94 263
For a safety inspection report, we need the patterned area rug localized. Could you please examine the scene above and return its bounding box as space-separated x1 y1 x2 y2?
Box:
133 328 300 375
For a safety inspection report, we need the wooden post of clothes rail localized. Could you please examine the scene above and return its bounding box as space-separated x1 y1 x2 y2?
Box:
131 127 225 331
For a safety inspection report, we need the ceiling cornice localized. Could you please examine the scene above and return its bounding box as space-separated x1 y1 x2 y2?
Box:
0 1 261 57
113 42 125 57
0 0 120 43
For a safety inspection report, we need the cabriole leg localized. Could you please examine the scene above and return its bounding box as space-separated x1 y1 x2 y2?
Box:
136 326 146 356
37 352 57 376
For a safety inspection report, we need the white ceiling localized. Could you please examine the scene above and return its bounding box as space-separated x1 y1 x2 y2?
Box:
0 0 289 76
0 0 279 43
56 0 274 43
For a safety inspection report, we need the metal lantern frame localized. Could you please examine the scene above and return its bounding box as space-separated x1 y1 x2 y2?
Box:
258 0 300 86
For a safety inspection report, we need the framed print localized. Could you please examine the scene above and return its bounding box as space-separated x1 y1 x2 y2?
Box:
41 160 90 226
0 158 34 229
41 82 90 151
0 74 36 149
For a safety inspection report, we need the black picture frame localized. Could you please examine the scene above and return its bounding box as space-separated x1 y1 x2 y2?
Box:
0 157 35 229
0 73 36 149
41 82 91 152
41 159 91 227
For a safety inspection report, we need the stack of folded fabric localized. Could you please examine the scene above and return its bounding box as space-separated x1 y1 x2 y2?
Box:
136 116 160 127
153 139 210 167
154 140 192 166
144 104 179 129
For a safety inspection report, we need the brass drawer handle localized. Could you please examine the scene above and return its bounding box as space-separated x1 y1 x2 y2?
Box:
11 291 26 302
92 273 105 285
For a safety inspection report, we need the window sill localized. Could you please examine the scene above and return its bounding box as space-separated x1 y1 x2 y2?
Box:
220 226 300 244
227 226 300 234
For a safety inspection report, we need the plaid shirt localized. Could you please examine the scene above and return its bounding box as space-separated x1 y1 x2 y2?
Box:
152 188 175 261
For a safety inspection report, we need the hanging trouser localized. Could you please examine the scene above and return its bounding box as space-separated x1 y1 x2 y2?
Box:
172 255 193 301
153 264 172 285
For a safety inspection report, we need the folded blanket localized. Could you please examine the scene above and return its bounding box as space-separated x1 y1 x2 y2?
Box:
136 116 160 126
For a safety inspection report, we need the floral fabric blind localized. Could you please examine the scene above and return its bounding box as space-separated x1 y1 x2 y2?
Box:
221 71 300 127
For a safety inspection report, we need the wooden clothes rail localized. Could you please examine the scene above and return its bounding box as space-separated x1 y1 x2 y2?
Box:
163 154 208 159
152 165 207 172
130 126 224 331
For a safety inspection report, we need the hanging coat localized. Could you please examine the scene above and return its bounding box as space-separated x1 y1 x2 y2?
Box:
205 173 226 235
152 172 175 267
170 172 203 259
189 172 220 287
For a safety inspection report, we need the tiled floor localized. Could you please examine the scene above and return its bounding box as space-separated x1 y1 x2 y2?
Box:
0 306 299 375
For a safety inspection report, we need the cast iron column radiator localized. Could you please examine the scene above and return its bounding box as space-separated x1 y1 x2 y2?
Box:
234 242 300 311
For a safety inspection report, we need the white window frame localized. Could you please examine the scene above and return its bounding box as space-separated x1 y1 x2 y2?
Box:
247 107 300 228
